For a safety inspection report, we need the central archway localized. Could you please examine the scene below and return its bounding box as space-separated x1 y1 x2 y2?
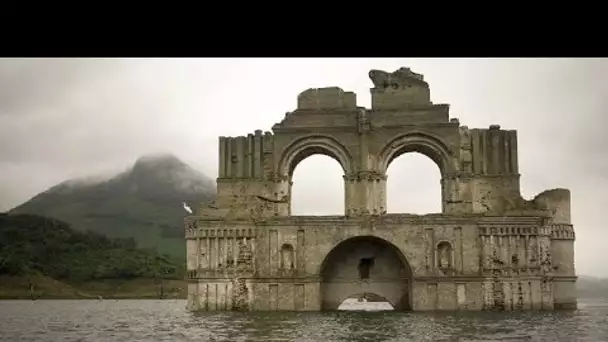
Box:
319 236 413 311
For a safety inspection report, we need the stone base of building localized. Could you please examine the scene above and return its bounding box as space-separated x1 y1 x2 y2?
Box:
186 277 574 312
554 302 578 310
552 276 578 310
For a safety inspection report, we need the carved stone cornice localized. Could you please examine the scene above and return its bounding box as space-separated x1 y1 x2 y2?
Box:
550 224 575 240
343 171 387 182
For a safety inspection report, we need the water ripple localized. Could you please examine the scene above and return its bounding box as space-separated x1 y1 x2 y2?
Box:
0 299 607 341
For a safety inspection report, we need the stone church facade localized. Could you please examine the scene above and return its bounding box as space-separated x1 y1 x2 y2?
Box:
184 67 577 311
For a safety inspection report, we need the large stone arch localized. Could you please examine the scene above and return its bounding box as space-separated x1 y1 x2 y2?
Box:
319 235 413 311
377 131 459 214
377 131 458 176
276 134 355 178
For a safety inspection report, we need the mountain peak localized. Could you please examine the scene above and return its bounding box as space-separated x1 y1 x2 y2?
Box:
133 153 185 171
11 153 216 214
129 153 215 195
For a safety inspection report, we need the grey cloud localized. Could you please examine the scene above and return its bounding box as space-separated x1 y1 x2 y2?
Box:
0 59 123 117
0 58 223 209
443 59 608 183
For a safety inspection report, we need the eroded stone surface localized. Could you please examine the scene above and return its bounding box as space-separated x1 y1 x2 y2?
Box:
185 67 577 312
297 87 357 111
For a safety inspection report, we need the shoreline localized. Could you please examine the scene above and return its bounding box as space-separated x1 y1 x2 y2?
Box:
0 274 187 301
0 296 187 300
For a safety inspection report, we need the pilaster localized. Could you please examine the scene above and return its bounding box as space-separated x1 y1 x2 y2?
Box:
344 171 387 216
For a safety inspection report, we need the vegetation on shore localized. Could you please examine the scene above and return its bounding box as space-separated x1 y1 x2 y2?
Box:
0 274 186 299
0 213 186 299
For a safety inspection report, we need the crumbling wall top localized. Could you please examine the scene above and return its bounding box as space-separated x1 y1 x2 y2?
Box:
368 67 427 88
369 67 432 110
532 188 572 224
297 87 357 111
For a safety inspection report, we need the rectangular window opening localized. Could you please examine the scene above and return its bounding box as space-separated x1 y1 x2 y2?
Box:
358 257 374 279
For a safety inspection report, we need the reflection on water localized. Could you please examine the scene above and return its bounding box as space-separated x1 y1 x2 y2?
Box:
1 298 607 341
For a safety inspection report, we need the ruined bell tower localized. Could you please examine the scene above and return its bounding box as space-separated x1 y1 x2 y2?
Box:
184 67 577 312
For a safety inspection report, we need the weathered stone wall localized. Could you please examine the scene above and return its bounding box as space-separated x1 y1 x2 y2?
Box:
185 66 577 312
534 189 577 309
369 68 432 109
297 87 357 111
185 212 569 311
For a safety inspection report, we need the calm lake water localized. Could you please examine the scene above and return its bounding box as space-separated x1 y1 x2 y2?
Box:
1 298 607 341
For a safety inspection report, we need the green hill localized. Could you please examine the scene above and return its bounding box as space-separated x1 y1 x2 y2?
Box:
9 154 216 260
0 213 187 298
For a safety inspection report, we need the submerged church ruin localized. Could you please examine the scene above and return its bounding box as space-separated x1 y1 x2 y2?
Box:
184 67 577 311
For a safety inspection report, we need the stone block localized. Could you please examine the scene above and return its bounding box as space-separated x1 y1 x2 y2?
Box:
371 87 431 110
297 87 357 110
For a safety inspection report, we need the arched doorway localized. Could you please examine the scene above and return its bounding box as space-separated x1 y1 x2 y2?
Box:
320 236 413 311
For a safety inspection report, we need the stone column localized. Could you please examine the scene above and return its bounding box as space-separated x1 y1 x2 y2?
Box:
344 171 386 216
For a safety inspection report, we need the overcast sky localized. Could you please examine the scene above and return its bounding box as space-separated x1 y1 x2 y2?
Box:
0 58 606 276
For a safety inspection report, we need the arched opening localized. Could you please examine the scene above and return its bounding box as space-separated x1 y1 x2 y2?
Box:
290 154 345 215
276 135 354 216
320 236 412 311
379 132 456 215
386 152 442 214
337 293 395 311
